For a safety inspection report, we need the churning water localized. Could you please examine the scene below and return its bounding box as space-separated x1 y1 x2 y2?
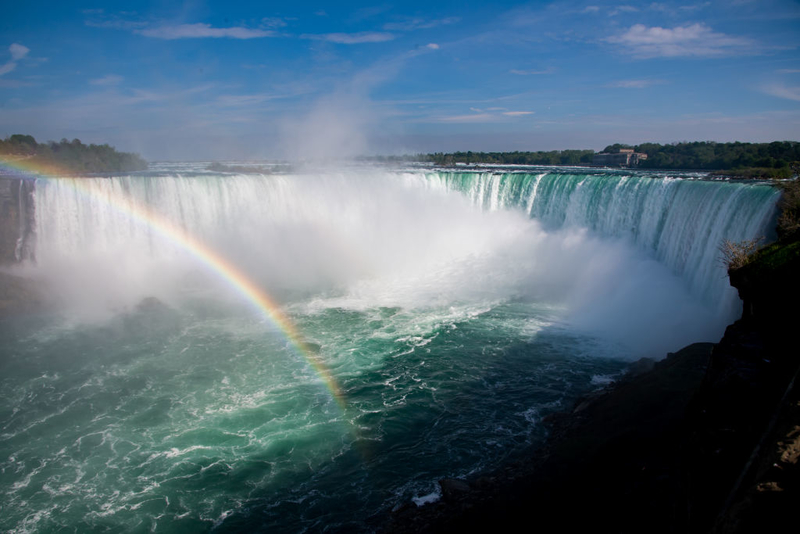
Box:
0 164 779 532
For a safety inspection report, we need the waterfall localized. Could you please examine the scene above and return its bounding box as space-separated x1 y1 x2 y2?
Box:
415 171 780 316
29 167 780 341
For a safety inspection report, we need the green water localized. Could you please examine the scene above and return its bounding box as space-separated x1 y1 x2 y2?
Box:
1 298 627 533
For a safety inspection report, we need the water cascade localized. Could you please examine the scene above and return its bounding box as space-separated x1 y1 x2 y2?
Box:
0 166 780 533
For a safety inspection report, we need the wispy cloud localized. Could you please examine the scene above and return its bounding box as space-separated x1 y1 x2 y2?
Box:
85 11 275 40
609 5 639 16
260 17 288 29
84 13 147 31
438 113 497 123
433 109 534 122
679 2 711 11
509 67 555 75
215 88 316 107
607 79 665 88
0 43 30 76
0 79 34 88
761 83 800 101
90 74 123 86
349 5 393 22
607 23 753 58
383 17 459 31
302 32 395 44
136 23 273 40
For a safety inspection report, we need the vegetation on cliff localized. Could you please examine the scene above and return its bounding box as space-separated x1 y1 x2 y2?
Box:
719 179 800 272
418 149 595 166
604 141 800 171
414 141 800 177
0 134 147 173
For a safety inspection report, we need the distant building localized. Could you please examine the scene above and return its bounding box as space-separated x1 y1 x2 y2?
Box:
592 149 648 167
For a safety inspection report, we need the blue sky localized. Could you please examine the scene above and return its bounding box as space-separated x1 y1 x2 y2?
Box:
0 0 798 160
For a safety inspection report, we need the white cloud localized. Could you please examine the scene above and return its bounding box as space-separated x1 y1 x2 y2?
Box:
9 43 29 61
426 43 440 50
136 23 273 40
502 111 534 116
607 79 664 88
607 23 753 58
761 83 800 102
90 74 124 86
302 32 395 44
0 43 30 76
582 6 600 13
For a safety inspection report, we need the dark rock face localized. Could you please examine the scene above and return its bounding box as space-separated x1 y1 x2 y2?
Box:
0 178 36 265
1 178 41 318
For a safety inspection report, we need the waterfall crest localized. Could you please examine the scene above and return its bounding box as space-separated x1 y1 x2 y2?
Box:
417 171 780 314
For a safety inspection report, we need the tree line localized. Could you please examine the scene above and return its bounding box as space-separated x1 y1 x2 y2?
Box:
604 141 800 171
416 149 595 166
412 141 799 176
0 134 147 173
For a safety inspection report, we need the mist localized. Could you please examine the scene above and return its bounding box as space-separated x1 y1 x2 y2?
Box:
29 170 725 356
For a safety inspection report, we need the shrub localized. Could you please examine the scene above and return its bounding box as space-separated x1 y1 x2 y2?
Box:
718 238 763 271
777 179 800 239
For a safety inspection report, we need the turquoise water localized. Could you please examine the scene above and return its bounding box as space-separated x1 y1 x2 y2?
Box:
0 166 779 532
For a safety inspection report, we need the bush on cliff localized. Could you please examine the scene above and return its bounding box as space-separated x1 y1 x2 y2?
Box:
719 238 763 270
777 179 800 239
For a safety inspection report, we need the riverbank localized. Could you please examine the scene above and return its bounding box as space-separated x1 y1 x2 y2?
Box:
382 232 800 533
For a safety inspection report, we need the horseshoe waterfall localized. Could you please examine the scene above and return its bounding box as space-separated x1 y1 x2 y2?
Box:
0 165 780 533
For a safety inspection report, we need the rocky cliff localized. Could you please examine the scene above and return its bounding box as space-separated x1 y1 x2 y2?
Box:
0 177 36 264
0 177 41 318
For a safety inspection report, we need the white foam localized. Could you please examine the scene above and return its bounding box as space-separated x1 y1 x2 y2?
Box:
412 488 441 507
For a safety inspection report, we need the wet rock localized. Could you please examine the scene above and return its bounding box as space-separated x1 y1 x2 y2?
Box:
438 478 471 500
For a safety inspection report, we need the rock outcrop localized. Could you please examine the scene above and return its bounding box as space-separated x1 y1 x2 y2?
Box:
0 177 36 264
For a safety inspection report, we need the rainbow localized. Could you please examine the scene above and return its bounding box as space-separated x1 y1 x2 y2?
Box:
0 156 347 410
